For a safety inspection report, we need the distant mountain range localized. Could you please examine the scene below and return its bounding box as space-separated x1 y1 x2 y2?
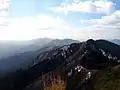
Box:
0 38 79 59
109 39 120 45
0 38 119 60
0 38 52 59
0 38 79 74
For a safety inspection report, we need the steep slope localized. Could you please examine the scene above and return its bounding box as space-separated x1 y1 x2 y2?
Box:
84 65 120 90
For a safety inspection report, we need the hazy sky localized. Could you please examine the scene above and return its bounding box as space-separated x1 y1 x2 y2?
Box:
0 0 120 40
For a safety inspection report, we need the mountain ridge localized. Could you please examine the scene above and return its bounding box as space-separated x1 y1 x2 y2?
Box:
0 39 120 90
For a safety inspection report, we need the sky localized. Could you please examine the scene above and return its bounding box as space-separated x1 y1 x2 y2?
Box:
0 0 120 40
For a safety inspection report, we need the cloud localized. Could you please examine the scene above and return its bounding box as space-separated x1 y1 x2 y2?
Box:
0 15 78 40
1 12 120 40
78 10 120 39
0 0 10 11
51 0 115 15
78 25 120 40
0 0 10 28
80 10 120 25
0 5 120 41
0 10 8 17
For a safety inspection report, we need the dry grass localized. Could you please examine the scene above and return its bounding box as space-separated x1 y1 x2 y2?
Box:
42 72 66 90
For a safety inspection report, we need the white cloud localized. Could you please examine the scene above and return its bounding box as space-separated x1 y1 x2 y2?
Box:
0 0 119 41
0 0 10 11
80 10 120 25
0 10 8 17
50 0 119 40
51 0 115 15
78 25 120 40
0 7 120 41
0 0 10 29
0 12 120 41
78 10 120 39
0 15 78 40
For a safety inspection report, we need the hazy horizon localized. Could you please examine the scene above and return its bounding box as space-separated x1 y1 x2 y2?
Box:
0 37 119 42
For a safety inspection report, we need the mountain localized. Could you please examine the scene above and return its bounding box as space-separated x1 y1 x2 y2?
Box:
45 39 80 46
0 38 79 60
0 39 120 90
0 38 52 59
0 38 79 75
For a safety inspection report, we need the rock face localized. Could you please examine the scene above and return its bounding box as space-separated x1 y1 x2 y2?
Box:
1 39 120 90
